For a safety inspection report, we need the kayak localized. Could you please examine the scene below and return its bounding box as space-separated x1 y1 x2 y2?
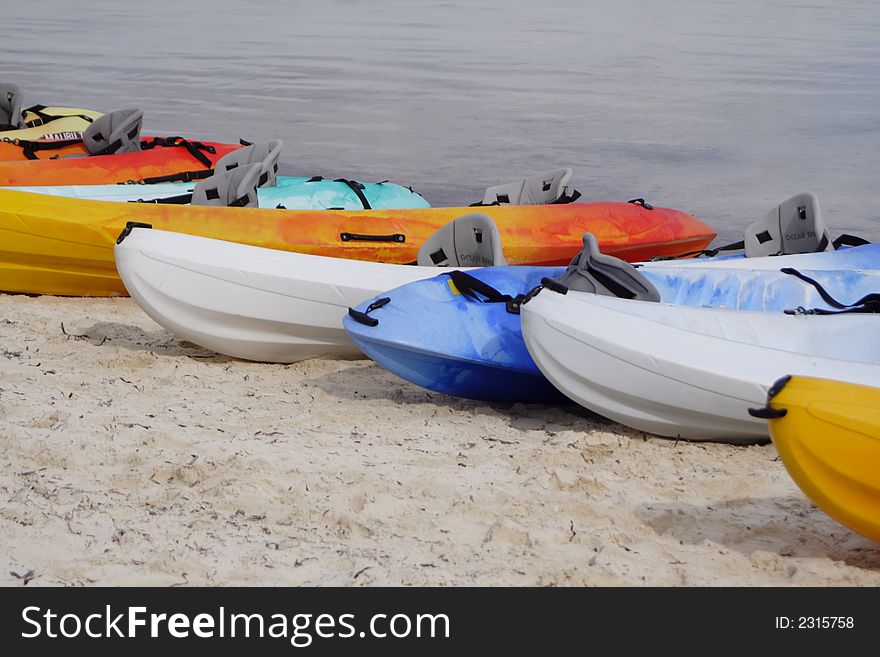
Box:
345 260 880 404
0 138 242 186
645 244 880 270
115 226 459 361
750 376 880 542
0 189 714 296
520 291 880 442
345 267 569 403
10 176 431 211
0 106 104 160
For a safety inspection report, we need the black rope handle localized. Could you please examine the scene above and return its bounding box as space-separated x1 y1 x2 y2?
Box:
347 297 391 327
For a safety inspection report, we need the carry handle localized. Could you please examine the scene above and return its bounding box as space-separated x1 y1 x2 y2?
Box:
340 232 405 243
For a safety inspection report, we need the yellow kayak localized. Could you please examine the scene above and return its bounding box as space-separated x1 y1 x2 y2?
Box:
751 375 880 542
0 107 103 160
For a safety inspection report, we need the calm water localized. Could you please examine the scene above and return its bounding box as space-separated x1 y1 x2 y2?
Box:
4 0 880 242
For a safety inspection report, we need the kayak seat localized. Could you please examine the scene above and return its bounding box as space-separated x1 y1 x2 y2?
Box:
744 191 832 257
83 108 144 155
550 232 660 301
191 162 261 208
0 82 23 130
214 139 282 187
416 212 507 267
478 167 580 205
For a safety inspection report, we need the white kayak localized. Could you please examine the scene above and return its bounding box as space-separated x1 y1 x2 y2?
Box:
520 290 880 442
114 226 464 362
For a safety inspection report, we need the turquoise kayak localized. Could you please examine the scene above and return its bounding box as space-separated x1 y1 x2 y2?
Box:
10 176 431 210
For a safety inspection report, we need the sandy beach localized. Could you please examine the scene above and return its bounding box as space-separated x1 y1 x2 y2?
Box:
0 291 877 587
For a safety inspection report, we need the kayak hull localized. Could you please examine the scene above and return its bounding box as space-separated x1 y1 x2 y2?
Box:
762 376 880 542
115 227 462 361
344 267 569 403
520 291 880 442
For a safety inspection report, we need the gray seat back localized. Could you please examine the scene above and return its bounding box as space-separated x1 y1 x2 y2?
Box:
0 82 23 129
82 108 143 155
416 212 507 267
550 232 660 301
191 163 261 208
214 139 282 187
744 191 832 257
481 167 577 205
481 178 525 205
521 168 576 204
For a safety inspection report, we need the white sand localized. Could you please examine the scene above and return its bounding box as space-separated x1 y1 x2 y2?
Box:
0 292 877 587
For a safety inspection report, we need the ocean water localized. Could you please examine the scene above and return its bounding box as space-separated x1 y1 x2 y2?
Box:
4 0 880 242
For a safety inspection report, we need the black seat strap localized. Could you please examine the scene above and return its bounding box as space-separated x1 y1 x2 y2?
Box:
550 189 582 204
140 136 216 167
10 137 84 160
130 190 251 208
446 270 534 314
584 265 637 299
447 270 512 303
21 104 95 128
833 233 871 249
229 193 252 207
132 168 215 185
130 193 193 205
781 267 880 315
627 198 654 210
333 178 372 210
650 239 745 262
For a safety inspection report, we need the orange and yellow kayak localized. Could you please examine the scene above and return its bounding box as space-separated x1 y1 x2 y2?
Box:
0 188 716 296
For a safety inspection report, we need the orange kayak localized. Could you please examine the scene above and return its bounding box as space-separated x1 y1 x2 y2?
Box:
0 188 716 296
0 138 242 185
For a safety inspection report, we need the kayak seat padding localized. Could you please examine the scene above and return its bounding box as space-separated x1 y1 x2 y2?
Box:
551 232 661 301
0 82 23 130
417 212 507 267
481 167 575 205
192 163 261 208
83 108 144 155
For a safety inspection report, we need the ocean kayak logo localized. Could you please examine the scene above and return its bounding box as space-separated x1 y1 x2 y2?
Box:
456 253 495 265
785 230 816 241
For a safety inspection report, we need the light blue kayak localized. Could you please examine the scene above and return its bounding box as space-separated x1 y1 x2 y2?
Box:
345 256 880 404
645 243 880 270
10 176 431 210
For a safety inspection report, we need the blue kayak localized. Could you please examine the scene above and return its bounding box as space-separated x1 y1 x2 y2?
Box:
344 252 880 403
345 267 567 404
646 243 880 270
